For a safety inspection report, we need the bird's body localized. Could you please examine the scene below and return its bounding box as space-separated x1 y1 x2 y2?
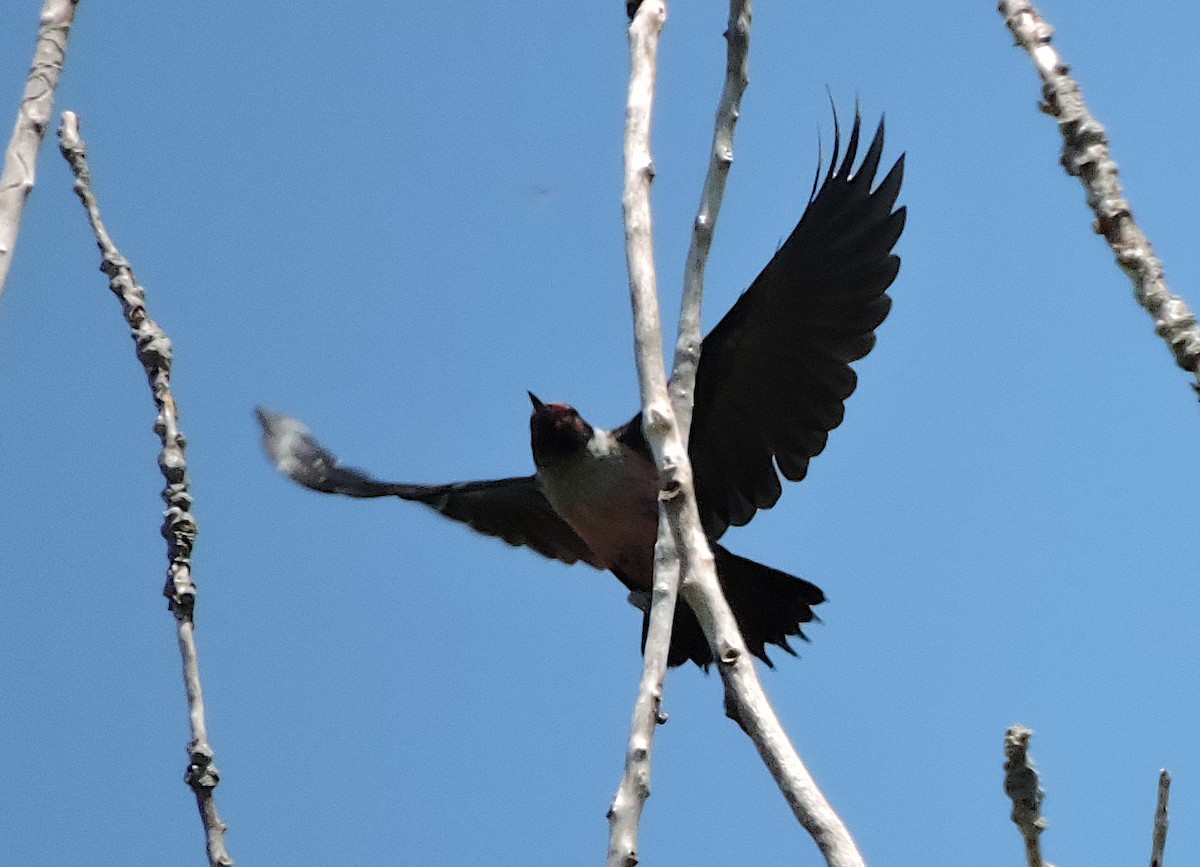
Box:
259 109 905 669
531 411 660 589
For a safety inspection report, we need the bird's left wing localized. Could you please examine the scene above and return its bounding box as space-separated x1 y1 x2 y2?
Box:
256 408 602 568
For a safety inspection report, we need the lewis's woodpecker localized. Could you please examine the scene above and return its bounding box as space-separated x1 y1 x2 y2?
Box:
259 110 904 668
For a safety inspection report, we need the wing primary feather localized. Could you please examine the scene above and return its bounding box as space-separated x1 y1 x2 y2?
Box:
824 101 842 187
851 117 886 190
838 110 862 181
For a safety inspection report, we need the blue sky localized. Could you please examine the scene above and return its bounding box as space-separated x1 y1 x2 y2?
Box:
2 2 1198 865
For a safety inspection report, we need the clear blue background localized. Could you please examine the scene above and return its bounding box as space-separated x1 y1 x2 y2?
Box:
2 2 1197 864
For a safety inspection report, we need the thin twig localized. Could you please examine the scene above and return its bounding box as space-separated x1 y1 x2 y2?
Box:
1150 769 1170 867
670 0 750 441
609 3 865 865
1003 725 1052 867
0 0 79 302
57 111 234 867
998 0 1200 393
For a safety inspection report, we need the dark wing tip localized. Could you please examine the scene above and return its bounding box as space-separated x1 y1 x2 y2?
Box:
824 96 843 187
837 109 864 181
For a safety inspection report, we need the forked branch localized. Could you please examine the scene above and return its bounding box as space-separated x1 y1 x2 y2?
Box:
608 3 865 865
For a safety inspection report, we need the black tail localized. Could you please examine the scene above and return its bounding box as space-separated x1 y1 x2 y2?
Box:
651 544 825 669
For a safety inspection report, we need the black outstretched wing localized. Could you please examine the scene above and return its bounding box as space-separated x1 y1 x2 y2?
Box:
687 110 905 539
256 408 601 568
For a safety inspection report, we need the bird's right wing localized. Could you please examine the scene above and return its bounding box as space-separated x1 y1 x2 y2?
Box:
687 110 905 539
256 408 602 568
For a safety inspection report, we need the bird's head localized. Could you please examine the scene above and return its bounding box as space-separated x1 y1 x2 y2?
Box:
528 392 594 467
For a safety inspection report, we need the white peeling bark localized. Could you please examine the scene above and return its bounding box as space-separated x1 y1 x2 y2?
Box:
671 0 750 441
0 0 78 303
607 6 674 865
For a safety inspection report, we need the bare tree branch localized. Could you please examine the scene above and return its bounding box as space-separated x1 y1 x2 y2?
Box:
670 0 750 440
57 111 234 867
0 0 78 303
1150 769 1170 867
609 5 752 860
609 3 865 865
1003 725 1052 867
607 6 674 865
998 0 1200 393
707 609 864 866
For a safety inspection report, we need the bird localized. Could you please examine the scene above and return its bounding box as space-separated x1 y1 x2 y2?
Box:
258 108 904 669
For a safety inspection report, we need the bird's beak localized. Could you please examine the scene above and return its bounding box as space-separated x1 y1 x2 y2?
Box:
528 391 547 412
